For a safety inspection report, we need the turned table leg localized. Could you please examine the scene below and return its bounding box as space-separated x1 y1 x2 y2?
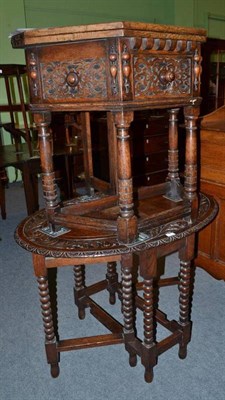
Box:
33 254 59 377
139 248 157 383
33 112 60 229
178 235 195 359
106 261 118 305
121 253 137 368
73 264 86 319
165 108 183 202
114 111 137 243
184 106 200 220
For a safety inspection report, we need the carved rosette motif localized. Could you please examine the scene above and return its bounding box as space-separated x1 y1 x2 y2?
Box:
40 59 107 99
134 55 191 97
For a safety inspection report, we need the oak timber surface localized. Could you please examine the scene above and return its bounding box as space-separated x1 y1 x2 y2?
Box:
196 105 225 279
11 21 206 46
15 193 217 258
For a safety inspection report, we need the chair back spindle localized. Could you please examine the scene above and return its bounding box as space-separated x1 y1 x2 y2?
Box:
0 64 33 156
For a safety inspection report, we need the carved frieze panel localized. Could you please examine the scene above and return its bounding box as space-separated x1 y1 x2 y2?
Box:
134 55 192 97
40 58 107 100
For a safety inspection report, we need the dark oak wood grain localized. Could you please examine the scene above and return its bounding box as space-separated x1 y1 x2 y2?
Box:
12 21 217 382
195 105 225 280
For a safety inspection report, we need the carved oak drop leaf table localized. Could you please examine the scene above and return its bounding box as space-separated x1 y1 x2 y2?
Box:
12 21 217 382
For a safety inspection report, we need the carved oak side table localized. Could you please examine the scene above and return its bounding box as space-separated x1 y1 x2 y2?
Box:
12 21 217 382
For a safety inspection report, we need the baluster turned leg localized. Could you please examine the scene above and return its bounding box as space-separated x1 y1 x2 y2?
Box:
80 112 95 196
114 111 137 243
73 264 86 319
139 248 157 383
184 106 200 220
121 253 137 368
106 261 118 305
165 108 183 201
33 112 60 230
178 235 195 359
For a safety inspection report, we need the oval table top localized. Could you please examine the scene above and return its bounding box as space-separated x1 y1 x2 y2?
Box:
14 193 218 259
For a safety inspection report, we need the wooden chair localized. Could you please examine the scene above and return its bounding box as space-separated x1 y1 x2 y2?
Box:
0 65 87 218
0 64 34 155
0 168 7 219
0 64 37 218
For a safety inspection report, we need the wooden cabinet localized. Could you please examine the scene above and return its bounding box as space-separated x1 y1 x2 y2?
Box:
90 111 169 187
195 105 225 280
201 38 225 115
131 112 168 186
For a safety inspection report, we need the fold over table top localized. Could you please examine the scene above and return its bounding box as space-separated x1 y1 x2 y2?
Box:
11 21 206 48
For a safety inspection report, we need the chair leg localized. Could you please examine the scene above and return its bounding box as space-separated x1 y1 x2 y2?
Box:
22 165 39 215
0 168 7 219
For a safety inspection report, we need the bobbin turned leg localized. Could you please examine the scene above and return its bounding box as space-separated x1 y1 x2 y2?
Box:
33 254 59 377
139 249 158 383
178 235 195 359
106 261 118 305
121 253 137 368
73 264 86 319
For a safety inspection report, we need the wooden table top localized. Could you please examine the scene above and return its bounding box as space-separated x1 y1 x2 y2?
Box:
11 21 206 48
15 193 217 259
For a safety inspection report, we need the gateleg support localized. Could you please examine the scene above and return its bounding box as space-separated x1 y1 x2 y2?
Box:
178 234 196 359
141 344 157 383
106 261 119 305
33 253 60 377
73 264 87 319
121 253 137 367
45 340 60 378
139 248 158 383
